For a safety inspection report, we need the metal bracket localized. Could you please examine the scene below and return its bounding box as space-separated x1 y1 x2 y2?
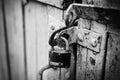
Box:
75 27 102 52
60 27 102 52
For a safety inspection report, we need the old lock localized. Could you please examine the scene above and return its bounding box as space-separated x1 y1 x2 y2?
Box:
49 36 71 68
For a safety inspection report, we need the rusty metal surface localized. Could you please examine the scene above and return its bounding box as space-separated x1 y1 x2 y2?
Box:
65 3 120 26
83 0 120 9
59 26 103 52
75 27 102 52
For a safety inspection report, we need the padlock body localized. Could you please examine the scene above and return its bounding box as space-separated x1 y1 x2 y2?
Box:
49 50 71 68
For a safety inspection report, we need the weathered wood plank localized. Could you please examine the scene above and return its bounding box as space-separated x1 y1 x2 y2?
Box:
3 0 26 80
77 20 107 80
0 0 8 80
25 2 37 80
25 1 64 80
86 50 97 80
76 18 91 80
105 33 120 80
87 21 107 80
76 46 88 80
48 5 64 31
36 2 49 72
36 0 63 8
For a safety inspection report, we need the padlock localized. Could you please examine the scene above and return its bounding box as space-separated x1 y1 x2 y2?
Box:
49 36 71 68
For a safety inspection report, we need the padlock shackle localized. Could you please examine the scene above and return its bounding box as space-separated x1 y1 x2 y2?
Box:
60 36 69 51
49 26 72 47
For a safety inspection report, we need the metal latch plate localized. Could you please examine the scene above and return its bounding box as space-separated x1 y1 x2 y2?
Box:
75 27 102 52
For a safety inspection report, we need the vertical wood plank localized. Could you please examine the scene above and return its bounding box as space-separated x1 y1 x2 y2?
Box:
0 0 8 80
77 20 107 80
25 2 37 80
105 33 120 80
87 21 107 80
85 50 96 80
3 0 26 80
37 3 49 71
76 19 91 80
36 3 51 80
47 5 65 80
48 5 63 30
76 46 88 80
25 1 64 80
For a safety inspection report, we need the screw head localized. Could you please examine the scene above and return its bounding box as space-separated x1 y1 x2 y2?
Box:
91 38 98 47
50 25 55 30
78 33 84 42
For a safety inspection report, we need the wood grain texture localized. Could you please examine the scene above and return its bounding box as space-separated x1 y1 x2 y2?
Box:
25 1 64 80
36 1 49 75
36 0 63 8
76 19 107 80
3 0 26 80
25 2 37 80
0 0 8 80
76 46 88 80
4 0 25 80
105 33 120 80
76 19 91 80
89 21 107 80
